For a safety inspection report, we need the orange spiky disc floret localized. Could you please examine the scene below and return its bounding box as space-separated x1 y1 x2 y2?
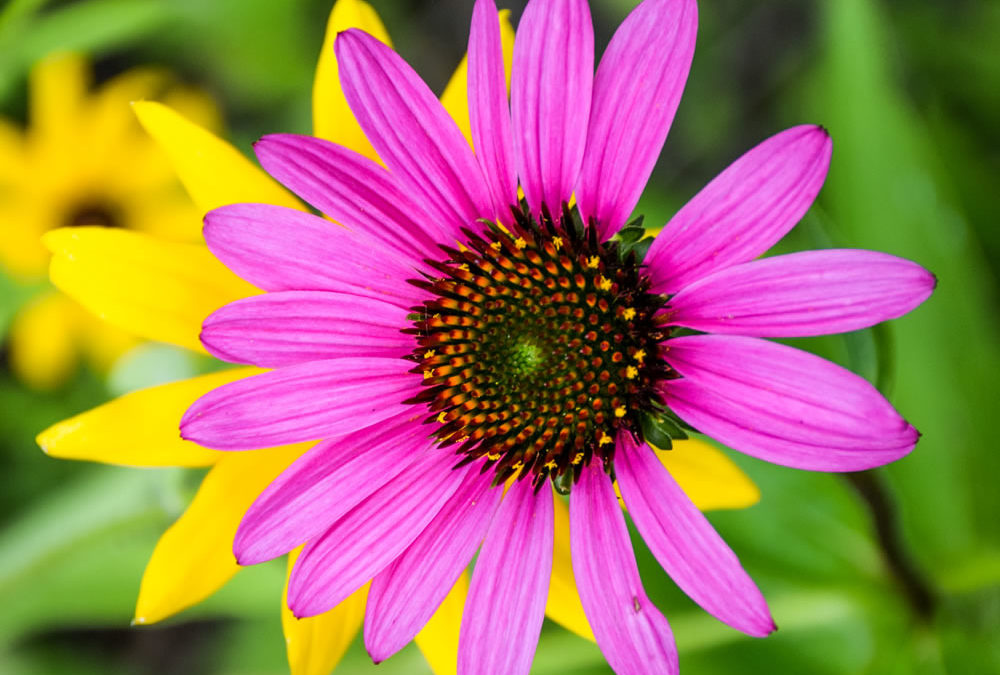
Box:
405 205 673 489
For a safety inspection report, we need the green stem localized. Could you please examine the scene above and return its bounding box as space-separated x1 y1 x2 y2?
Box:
843 470 937 618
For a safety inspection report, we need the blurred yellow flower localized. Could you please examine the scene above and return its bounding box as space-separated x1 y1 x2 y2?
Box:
0 52 217 388
37 2 760 674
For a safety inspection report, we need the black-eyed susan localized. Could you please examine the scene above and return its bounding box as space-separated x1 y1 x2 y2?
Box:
0 52 217 388
37 1 763 674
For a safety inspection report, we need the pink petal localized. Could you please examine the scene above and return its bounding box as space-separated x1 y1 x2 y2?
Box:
511 0 594 218
203 203 423 308
667 249 936 337
662 335 919 471
180 357 418 450
234 415 429 565
335 29 493 235
201 290 412 367
616 436 774 637
576 0 697 239
646 125 833 294
254 134 444 258
365 468 503 663
469 0 518 221
458 479 553 675
287 452 469 617
571 459 678 675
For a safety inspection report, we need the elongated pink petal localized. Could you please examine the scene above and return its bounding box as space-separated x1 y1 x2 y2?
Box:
201 291 412 367
469 0 518 220
571 459 678 675
646 125 833 293
180 357 418 450
287 453 469 617
667 249 935 337
616 436 774 637
511 0 593 218
203 203 423 307
335 29 493 235
234 415 429 565
254 134 445 257
577 0 697 238
662 335 919 471
458 479 553 675
365 468 503 663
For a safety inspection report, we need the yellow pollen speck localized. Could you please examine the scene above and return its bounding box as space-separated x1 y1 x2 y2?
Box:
622 307 636 320
423 369 433 379
614 406 627 418
599 433 613 446
424 350 436 359
544 459 558 471
552 237 563 250
487 452 501 461
514 237 527 249
436 411 447 423
626 365 639 379
511 461 524 472
457 263 469 272
490 241 502 251
587 256 600 269
571 452 585 465
633 349 646 363
597 276 612 291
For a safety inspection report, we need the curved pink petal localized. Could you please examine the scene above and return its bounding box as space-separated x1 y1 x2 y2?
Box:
571 459 678 675
335 29 493 236
511 0 593 218
576 0 697 239
234 415 429 565
469 0 518 221
646 125 833 294
254 134 444 257
203 203 423 308
180 357 418 450
616 436 774 637
667 249 935 337
662 335 919 471
458 479 553 675
287 453 469 617
365 468 503 663
201 291 412 367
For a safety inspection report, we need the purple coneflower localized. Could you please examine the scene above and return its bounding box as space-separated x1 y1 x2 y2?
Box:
179 0 934 672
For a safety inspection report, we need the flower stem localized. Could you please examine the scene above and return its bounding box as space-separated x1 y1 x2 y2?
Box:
843 470 937 619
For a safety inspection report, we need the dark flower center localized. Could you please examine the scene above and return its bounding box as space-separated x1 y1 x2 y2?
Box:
63 200 122 229
406 205 673 489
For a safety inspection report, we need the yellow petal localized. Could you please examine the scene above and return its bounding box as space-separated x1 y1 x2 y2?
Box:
134 444 306 624
0 118 26 184
546 492 595 642
29 52 88 151
312 0 391 158
415 573 468 675
45 226 258 352
8 291 80 390
438 10 515 146
37 368 259 467
657 438 760 511
282 549 367 675
132 100 302 214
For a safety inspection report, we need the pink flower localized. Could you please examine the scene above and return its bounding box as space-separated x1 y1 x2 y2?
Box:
180 0 934 672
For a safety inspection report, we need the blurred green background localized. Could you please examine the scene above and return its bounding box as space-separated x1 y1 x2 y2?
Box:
1 0 998 673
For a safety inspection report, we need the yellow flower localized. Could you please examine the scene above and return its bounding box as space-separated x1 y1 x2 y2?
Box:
0 53 217 388
36 2 760 673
